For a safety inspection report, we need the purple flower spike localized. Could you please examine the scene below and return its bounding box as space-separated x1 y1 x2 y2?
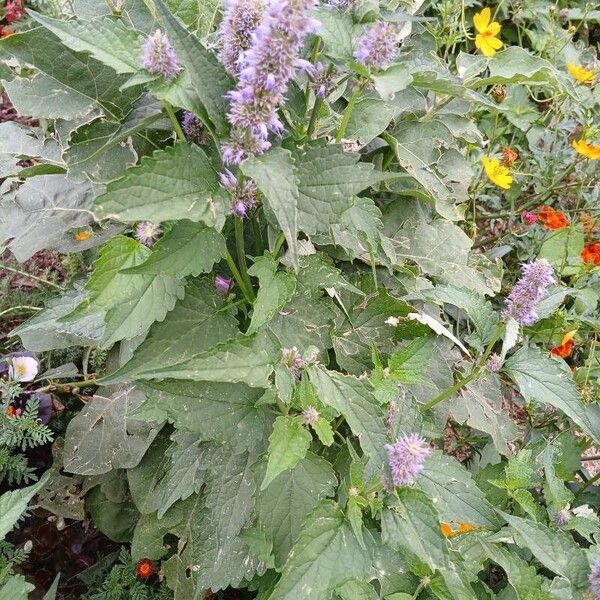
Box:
502 259 555 326
215 274 234 296
135 221 161 246
308 61 336 98
303 406 319 425
354 21 402 70
282 347 304 378
218 0 265 75
142 29 180 80
223 0 320 164
589 556 600 599
385 433 430 486
552 508 571 527
181 111 208 144
219 169 259 218
487 353 503 373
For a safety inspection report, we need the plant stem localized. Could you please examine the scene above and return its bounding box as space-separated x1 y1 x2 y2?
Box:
0 305 42 318
37 378 98 393
235 217 254 299
225 250 254 304
0 264 64 291
272 232 286 257
162 100 186 142
575 470 600 499
251 213 265 256
419 369 480 413
335 85 361 143
306 96 323 140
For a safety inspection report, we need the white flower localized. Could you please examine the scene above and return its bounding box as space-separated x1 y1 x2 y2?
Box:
9 356 38 382
385 316 400 327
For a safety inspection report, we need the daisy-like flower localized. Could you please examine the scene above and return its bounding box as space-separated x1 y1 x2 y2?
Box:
482 156 513 189
135 221 162 246
550 330 576 359
572 139 600 160
142 30 180 80
302 406 319 426
384 433 430 486
136 559 155 581
567 63 596 85
8 356 39 382
537 206 569 230
589 555 600 599
473 7 503 57
582 242 600 266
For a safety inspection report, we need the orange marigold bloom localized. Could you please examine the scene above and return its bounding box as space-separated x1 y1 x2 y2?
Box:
136 559 155 580
502 146 518 166
537 206 569 230
440 521 481 538
581 242 600 266
6 406 16 417
74 231 93 241
550 331 576 359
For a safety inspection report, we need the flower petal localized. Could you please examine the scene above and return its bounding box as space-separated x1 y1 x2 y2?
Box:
473 7 491 33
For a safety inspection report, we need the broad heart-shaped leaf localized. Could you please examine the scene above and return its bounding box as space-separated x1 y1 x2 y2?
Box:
417 451 499 529
103 279 238 382
125 220 227 278
256 453 337 567
65 235 184 347
505 346 600 444
501 513 589 589
124 331 280 388
248 255 296 334
398 220 498 296
450 376 518 456
242 148 300 268
28 12 143 74
268 501 373 600
151 0 232 135
11 281 105 352
308 365 387 471
94 143 228 226
0 27 141 120
0 474 48 539
63 386 160 475
134 380 272 452
0 175 96 261
262 416 312 490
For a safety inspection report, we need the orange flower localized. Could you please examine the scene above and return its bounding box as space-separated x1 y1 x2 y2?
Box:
537 206 569 230
440 522 454 538
458 522 480 534
440 521 481 538
572 139 600 160
0 26 14 38
136 559 155 580
74 231 93 241
581 242 600 266
6 406 16 417
502 146 518 166
550 331 576 359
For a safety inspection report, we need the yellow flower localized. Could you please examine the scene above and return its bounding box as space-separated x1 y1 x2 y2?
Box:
572 139 600 160
473 7 503 57
567 63 596 85
482 156 513 189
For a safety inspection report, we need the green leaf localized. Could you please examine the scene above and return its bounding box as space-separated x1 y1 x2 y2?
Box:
28 12 143 74
501 512 589 589
0 475 47 539
262 416 312 490
313 417 335 447
308 365 387 470
166 0 221 36
538 226 584 275
241 148 300 268
127 331 280 388
345 96 399 145
248 255 297 334
336 580 379 600
256 453 337 567
269 501 373 600
63 386 160 475
0 575 35 598
42 574 60 600
417 451 500 529
314 7 363 62
372 64 413 101
94 143 228 226
505 346 600 444
388 336 435 384
104 279 238 382
125 220 227 278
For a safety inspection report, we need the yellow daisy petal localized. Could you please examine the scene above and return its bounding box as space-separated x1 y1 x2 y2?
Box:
487 21 501 36
567 63 596 85
572 139 600 160
473 7 491 33
482 156 513 189
476 34 503 57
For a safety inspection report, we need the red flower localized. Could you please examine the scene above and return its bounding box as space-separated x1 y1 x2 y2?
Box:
522 211 537 225
136 559 155 581
537 206 569 230
6 405 16 417
550 331 576 359
582 243 600 266
4 1 24 23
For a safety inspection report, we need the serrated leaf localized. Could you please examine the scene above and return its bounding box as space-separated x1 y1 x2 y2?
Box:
269 501 372 600
166 0 220 36
28 12 143 74
501 512 588 589
63 386 160 475
262 416 312 490
314 7 363 61
505 346 600 444
94 143 228 226
308 365 387 470
126 220 227 277
313 418 334 447
388 336 434 384
256 453 337 567
104 279 238 382
248 255 296 334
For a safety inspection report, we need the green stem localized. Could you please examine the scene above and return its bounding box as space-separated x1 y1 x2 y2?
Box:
575 470 600 499
272 232 286 257
0 264 64 291
235 217 254 298
225 250 254 304
251 213 265 256
36 378 98 393
162 100 186 142
306 96 323 140
0 305 42 318
420 369 480 413
335 85 361 144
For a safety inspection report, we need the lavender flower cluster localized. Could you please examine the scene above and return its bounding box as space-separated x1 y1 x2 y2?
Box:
385 433 430 486
354 21 402 70
221 0 320 165
142 30 180 80
502 259 555 326
220 169 259 217
590 557 600 599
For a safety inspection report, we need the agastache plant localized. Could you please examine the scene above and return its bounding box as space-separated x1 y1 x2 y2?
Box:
222 0 320 164
142 30 180 80
354 21 403 70
385 434 430 486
